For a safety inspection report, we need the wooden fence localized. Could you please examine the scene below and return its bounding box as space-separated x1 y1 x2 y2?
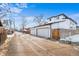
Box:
0 27 7 45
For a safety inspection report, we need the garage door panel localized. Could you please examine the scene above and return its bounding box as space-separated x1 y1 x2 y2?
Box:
37 28 50 38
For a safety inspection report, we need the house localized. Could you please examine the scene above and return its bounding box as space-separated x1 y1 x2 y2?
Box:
30 14 77 41
22 28 30 34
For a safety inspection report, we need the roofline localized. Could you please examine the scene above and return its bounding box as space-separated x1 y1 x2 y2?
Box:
48 13 77 24
31 20 65 28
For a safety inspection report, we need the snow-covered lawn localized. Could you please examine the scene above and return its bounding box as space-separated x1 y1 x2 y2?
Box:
0 33 14 56
60 34 79 42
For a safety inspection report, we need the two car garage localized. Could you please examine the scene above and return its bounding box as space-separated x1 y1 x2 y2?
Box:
31 25 51 38
31 25 60 40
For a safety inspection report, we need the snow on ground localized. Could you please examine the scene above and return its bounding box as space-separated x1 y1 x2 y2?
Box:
7 33 14 41
0 33 14 56
60 34 79 42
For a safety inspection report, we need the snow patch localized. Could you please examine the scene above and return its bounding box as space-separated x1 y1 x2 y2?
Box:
60 34 79 42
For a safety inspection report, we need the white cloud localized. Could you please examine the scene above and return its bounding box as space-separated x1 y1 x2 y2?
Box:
69 13 79 25
70 13 79 17
25 16 34 21
10 7 22 13
15 3 28 9
12 16 35 28
24 16 36 27
70 13 79 21
25 16 35 25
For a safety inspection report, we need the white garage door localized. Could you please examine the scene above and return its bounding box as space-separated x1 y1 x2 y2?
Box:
31 28 36 35
37 27 50 38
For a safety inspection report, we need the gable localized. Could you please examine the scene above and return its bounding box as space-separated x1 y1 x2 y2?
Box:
48 14 77 24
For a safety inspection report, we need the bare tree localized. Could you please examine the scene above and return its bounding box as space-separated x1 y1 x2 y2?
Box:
0 3 16 31
33 14 44 25
21 15 28 30
0 3 28 31
0 3 9 19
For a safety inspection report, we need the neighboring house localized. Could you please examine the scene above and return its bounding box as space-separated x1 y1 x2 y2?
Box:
22 28 30 34
0 20 7 45
30 14 77 41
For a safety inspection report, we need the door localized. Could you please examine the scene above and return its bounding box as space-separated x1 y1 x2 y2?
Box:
52 29 60 40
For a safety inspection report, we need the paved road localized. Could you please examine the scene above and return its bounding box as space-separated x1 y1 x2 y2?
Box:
6 32 79 56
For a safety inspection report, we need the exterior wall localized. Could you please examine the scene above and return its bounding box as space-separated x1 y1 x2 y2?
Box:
51 19 76 30
37 25 50 38
30 28 36 36
50 15 65 23
69 20 77 30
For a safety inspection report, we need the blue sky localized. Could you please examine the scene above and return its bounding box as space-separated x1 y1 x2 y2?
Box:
2 3 79 29
20 3 79 17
